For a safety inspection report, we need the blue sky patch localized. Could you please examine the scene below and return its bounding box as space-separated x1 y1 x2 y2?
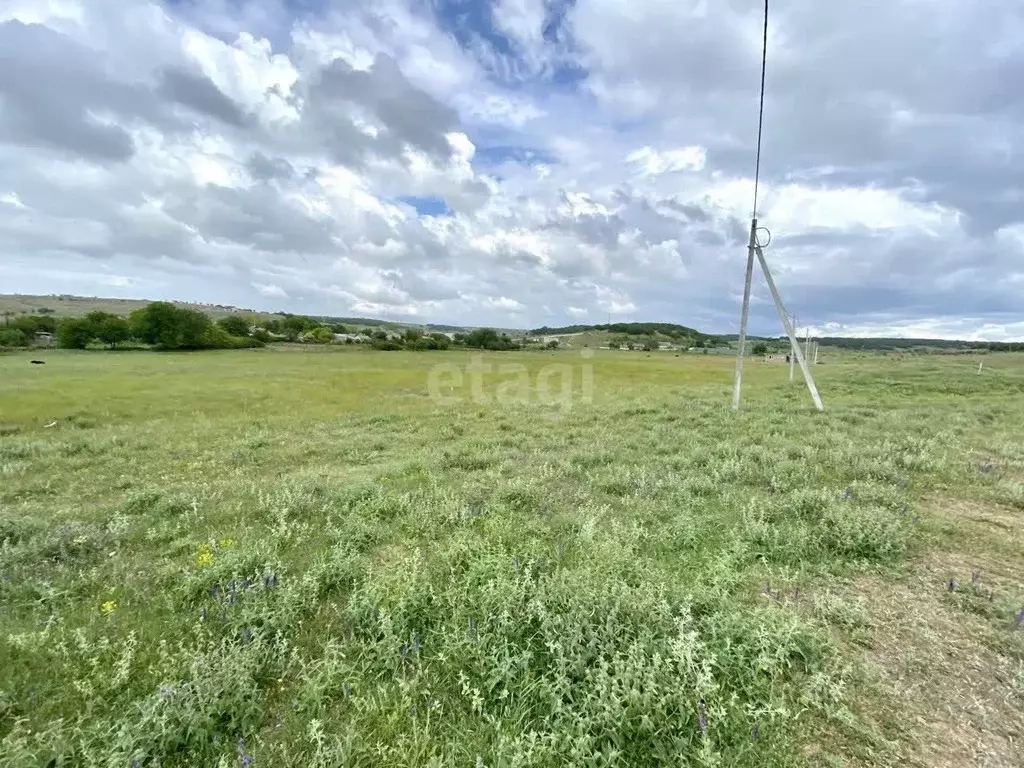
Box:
475 144 558 168
397 195 453 217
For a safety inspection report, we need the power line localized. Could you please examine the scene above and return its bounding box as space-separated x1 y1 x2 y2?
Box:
752 0 769 219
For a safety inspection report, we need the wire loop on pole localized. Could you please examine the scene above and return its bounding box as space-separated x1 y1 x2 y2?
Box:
755 227 772 249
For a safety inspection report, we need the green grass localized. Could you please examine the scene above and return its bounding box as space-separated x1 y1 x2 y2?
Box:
1 347 1023 766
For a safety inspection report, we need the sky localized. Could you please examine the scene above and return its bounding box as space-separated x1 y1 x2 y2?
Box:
1 0 1023 339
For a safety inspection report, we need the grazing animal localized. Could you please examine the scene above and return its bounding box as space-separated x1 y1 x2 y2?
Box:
30 360 46 365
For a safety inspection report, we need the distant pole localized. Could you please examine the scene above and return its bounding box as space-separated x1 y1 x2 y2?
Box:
804 327 811 362
978 361 984 374
789 314 796 382
731 219 758 410
814 342 820 365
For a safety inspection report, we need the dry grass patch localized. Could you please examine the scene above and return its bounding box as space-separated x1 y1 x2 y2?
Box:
827 499 1024 768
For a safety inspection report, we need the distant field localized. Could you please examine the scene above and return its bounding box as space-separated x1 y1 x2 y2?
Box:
1 348 1022 766
0 294 276 321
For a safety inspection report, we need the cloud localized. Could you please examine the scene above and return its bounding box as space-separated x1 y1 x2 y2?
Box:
254 282 287 298
0 0 1022 339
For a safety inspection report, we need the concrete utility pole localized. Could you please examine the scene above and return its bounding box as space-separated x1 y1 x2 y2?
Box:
789 314 796 382
731 220 758 410
733 237 824 411
731 0 824 412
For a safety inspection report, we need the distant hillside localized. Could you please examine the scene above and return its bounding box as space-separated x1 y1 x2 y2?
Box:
0 295 515 334
811 336 1022 352
530 322 724 343
0 294 277 321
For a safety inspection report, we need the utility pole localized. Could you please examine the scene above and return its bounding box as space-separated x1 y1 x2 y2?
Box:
789 314 796 382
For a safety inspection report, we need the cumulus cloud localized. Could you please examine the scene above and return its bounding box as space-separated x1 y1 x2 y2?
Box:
0 0 1022 338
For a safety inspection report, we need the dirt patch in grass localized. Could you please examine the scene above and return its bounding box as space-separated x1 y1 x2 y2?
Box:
839 500 1024 768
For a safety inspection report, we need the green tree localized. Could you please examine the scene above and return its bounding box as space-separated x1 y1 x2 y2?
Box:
281 315 313 340
13 315 57 335
178 309 213 349
58 318 95 349
129 302 212 349
85 312 130 349
306 326 335 344
0 328 27 347
643 339 658 352
465 328 500 349
751 342 769 356
217 315 251 337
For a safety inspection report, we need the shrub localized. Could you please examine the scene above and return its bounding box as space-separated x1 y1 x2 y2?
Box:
217 315 252 337
57 318 95 349
0 327 27 347
305 326 335 344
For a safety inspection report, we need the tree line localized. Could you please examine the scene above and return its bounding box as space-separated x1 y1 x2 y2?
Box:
0 304 527 352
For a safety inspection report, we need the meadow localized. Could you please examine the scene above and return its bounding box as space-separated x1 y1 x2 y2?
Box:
1 347 1022 767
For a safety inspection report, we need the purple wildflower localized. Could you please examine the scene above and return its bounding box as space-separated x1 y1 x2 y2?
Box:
841 488 853 501
947 578 956 592
752 724 760 742
972 569 981 585
697 699 708 737
1014 609 1024 629
237 738 253 767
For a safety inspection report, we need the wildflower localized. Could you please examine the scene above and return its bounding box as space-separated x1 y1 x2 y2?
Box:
100 600 117 616
752 724 760 742
241 627 253 645
200 607 207 621
697 699 708 737
840 488 853 501
972 569 981 585
237 737 253 767
899 503 909 515
343 682 351 699
196 547 214 567
158 685 175 700
219 537 235 550
947 578 956 592
1014 609 1024 629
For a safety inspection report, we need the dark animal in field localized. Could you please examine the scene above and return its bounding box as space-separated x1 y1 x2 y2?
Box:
30 360 46 365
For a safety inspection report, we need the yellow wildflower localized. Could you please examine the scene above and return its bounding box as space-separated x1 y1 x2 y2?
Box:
100 600 117 616
218 537 235 550
196 546 214 567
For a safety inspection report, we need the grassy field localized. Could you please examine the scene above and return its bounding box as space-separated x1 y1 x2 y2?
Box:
1 347 1022 766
